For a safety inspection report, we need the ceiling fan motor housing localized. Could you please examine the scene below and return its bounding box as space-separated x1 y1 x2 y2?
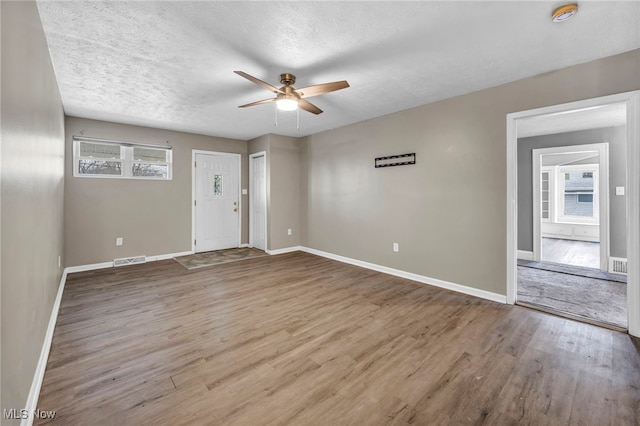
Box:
280 73 296 86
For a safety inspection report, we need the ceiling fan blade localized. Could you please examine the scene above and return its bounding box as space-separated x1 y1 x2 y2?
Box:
234 71 284 94
238 98 275 108
297 80 350 98
298 98 323 115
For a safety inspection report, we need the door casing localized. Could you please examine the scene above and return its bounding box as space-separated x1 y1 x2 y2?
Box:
249 151 267 250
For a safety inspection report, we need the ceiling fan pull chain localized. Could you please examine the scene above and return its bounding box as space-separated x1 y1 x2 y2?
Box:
274 104 278 127
297 107 300 131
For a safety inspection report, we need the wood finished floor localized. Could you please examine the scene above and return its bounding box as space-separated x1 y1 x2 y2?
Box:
541 237 600 269
36 252 640 425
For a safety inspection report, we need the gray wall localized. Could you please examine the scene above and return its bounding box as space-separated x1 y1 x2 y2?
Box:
300 49 640 296
1 1 66 421
64 117 248 266
518 126 627 257
248 134 301 251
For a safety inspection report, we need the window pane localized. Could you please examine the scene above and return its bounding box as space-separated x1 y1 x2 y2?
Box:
132 163 168 178
213 175 223 196
78 159 122 175
563 171 594 217
133 147 167 162
80 142 121 159
578 194 594 203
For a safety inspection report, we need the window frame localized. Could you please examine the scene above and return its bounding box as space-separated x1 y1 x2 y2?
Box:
73 136 173 180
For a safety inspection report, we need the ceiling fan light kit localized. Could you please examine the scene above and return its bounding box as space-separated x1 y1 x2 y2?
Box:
235 71 349 117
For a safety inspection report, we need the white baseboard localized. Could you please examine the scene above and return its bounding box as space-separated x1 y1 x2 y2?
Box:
300 247 507 304
266 246 302 255
239 243 250 248
517 250 534 261
65 261 114 273
21 270 67 426
66 250 195 273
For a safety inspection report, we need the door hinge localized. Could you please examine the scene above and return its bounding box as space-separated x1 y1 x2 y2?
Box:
194 161 197 167
194 239 196 245
194 200 196 206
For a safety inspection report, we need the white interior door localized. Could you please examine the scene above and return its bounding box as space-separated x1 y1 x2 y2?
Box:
194 152 240 252
250 153 267 250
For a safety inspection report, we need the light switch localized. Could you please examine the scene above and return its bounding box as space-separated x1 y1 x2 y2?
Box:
242 189 248 195
616 186 625 196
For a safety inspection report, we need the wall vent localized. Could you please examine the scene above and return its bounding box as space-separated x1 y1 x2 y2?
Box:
113 255 146 267
609 257 628 275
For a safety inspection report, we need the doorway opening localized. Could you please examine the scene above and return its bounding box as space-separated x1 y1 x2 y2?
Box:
507 91 640 335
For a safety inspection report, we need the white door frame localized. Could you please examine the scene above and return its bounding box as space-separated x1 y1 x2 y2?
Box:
532 143 609 271
191 150 242 253
249 151 268 250
506 90 640 337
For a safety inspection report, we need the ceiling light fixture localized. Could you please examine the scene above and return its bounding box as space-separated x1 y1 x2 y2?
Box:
551 4 578 22
276 94 299 111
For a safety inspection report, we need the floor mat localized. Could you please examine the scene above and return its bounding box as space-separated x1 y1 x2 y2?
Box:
517 266 627 329
174 247 267 270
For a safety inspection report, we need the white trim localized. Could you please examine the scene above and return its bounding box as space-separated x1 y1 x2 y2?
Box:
65 261 114 273
249 151 268 251
626 91 640 336
21 270 67 426
191 150 242 253
66 250 196 273
239 243 250 248
300 247 506 304
532 143 608 270
266 246 301 256
517 250 534 261
507 90 640 337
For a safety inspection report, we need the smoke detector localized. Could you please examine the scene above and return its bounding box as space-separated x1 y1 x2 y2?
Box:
552 4 578 22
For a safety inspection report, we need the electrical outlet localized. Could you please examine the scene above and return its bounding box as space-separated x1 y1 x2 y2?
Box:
116 237 123 246
288 229 292 236
393 243 399 252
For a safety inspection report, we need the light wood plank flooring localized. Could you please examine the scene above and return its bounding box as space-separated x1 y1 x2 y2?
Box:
541 237 600 269
36 252 640 425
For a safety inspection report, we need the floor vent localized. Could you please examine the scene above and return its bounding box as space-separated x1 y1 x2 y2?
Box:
609 257 628 275
114 255 146 267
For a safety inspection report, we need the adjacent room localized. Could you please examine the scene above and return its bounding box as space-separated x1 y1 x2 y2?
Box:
2 1 640 425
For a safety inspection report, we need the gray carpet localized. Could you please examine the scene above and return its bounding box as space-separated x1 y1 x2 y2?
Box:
518 266 627 329
517 259 627 283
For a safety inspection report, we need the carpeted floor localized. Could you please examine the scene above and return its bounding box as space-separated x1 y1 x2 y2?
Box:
174 247 268 270
517 265 627 329
517 259 627 283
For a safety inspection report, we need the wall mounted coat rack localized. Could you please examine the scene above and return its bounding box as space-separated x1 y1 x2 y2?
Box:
374 153 416 168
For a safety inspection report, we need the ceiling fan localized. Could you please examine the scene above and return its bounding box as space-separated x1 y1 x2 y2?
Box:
235 71 349 115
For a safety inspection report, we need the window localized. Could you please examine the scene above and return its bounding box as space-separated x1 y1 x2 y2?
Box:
558 165 598 224
577 194 593 203
74 137 172 179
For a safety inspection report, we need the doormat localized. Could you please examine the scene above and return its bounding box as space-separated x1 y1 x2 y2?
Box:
517 259 627 283
174 247 268 270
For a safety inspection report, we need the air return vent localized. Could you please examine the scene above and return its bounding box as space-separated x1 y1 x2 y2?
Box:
114 255 146 267
609 257 628 275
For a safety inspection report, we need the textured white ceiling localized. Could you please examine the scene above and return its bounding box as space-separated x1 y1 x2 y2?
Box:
36 1 640 141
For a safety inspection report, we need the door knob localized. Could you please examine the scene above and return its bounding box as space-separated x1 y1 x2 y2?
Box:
233 208 238 212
